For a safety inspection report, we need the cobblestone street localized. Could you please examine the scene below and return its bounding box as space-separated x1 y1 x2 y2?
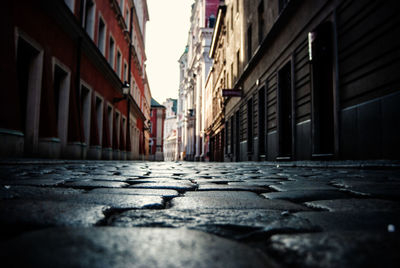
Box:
1 160 400 267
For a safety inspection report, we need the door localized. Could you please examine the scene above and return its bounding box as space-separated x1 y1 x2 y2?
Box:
278 62 293 158
311 22 335 156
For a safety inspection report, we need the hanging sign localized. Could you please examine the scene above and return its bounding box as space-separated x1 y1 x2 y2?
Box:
222 89 242 97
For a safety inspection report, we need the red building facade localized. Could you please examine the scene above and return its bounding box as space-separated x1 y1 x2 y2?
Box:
0 0 150 160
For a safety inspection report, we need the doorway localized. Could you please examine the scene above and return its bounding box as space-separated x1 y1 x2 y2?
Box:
277 62 293 158
311 22 335 157
258 86 266 159
16 36 43 154
235 110 240 161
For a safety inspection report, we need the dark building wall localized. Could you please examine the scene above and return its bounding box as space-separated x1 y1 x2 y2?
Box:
336 0 400 159
224 0 400 161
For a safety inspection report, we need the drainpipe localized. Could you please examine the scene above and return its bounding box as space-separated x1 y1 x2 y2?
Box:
74 0 84 156
127 7 133 156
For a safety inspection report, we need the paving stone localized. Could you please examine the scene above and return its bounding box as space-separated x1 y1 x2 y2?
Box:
84 175 135 182
294 211 400 232
129 181 197 192
335 183 400 199
261 190 351 202
269 181 337 191
0 185 84 200
89 188 179 197
197 183 268 193
0 199 108 228
110 209 317 239
171 195 309 211
0 178 65 187
49 193 165 209
64 180 129 188
305 199 400 212
268 231 400 268
184 191 260 198
228 180 283 187
194 178 236 184
0 227 278 268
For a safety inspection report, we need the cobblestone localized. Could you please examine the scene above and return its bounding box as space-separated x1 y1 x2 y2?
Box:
0 160 399 267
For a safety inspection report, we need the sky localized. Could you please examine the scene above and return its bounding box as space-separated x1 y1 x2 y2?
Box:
145 0 194 104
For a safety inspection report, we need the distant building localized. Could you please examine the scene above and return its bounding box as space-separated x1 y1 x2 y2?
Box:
204 4 227 162
0 0 151 160
163 98 178 161
149 98 165 161
177 0 219 161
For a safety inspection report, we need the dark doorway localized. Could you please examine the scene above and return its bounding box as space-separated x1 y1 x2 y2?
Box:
258 86 266 159
247 98 253 155
230 117 234 157
235 110 240 161
16 38 39 134
210 135 215 162
278 62 293 158
53 66 68 128
311 22 335 156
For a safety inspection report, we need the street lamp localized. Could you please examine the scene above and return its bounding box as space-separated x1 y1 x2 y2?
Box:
113 81 130 103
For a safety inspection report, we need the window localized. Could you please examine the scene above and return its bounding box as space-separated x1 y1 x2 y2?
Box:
84 0 95 39
123 62 128 82
98 17 106 54
80 82 92 145
208 14 216 28
95 95 104 144
108 36 115 68
64 0 75 12
236 49 240 80
51 60 71 147
115 111 121 145
231 6 234 30
125 9 130 28
122 116 127 145
279 0 290 13
116 50 121 78
231 63 234 86
258 1 264 44
107 105 113 145
247 24 252 61
119 0 125 12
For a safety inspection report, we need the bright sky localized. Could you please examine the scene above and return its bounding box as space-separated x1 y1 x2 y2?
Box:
145 0 194 104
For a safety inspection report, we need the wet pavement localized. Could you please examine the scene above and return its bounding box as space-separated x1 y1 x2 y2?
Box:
0 160 400 267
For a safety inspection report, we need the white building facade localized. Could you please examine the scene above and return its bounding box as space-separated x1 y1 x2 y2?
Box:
177 0 218 161
163 98 177 161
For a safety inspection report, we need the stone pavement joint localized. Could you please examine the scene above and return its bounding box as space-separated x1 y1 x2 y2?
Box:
0 160 400 267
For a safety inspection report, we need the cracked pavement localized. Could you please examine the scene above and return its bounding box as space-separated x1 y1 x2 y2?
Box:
0 160 400 267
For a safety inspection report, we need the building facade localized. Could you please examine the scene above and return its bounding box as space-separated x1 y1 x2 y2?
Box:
204 5 228 162
0 0 151 160
177 0 219 161
149 98 165 161
176 48 193 161
218 0 400 161
163 98 178 161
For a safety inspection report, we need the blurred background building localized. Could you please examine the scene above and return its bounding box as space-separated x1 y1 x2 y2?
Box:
149 98 165 161
176 0 219 161
163 98 177 161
